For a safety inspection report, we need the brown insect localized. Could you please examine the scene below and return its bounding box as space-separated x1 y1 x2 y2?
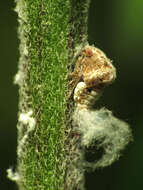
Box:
68 45 116 103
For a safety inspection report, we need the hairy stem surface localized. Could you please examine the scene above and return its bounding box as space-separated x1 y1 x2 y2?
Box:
8 0 91 190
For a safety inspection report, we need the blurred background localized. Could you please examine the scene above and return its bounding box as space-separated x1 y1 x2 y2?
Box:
0 0 143 189
0 0 18 190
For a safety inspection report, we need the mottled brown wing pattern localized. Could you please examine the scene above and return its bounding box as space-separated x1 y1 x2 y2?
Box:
68 45 116 108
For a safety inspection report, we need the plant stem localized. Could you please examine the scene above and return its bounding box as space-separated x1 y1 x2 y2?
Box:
7 0 91 190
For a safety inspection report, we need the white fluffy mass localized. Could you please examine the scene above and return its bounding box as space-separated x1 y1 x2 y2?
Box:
73 107 132 169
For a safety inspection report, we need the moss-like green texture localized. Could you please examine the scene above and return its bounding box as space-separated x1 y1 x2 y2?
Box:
14 0 90 190
17 0 70 189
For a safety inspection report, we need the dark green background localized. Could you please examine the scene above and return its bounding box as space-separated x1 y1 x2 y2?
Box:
1 0 143 189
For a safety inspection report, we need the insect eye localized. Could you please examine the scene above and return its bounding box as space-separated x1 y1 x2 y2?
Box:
85 49 93 57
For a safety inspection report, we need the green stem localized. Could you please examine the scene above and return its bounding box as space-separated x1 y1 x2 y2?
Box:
7 0 91 190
